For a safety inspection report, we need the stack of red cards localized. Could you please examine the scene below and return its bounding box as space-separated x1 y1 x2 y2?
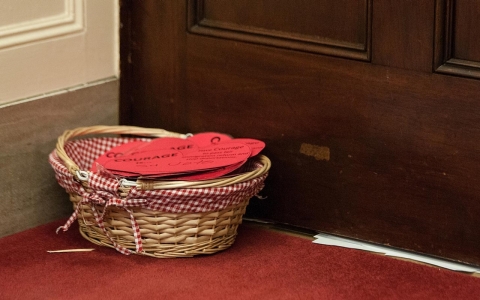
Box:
90 132 265 180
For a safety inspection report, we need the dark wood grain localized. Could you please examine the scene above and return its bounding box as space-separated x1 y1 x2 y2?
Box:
189 0 372 60
372 0 434 72
120 1 188 131
434 0 480 79
121 0 480 266
203 0 367 42
453 0 480 61
184 38 480 266
119 0 133 125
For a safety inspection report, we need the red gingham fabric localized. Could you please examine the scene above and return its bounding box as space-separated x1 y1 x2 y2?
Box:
49 137 268 255
88 173 119 193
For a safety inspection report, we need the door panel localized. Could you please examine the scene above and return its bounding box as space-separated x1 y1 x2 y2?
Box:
372 0 434 72
120 0 480 265
452 0 480 61
435 0 480 78
189 0 371 60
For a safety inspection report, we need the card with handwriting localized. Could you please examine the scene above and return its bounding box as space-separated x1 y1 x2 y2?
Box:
90 132 265 180
103 142 251 176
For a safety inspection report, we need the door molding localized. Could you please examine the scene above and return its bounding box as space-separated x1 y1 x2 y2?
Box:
188 0 372 61
434 0 480 79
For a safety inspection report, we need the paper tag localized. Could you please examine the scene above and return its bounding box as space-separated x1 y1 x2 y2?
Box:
103 142 251 176
132 137 198 153
103 149 182 174
143 160 247 180
188 132 232 147
91 138 197 172
91 141 147 172
91 133 265 179
232 138 265 156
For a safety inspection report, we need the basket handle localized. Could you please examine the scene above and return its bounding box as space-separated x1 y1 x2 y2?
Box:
55 125 188 177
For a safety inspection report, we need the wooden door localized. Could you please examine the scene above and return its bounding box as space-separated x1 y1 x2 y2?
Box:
120 0 480 266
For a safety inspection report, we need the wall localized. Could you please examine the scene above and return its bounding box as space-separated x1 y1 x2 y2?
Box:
0 81 118 237
0 0 118 105
0 0 119 237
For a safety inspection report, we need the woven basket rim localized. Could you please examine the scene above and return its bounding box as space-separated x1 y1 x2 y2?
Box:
55 125 271 190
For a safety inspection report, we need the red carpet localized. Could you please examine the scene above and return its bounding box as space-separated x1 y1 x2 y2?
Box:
1 220 479 300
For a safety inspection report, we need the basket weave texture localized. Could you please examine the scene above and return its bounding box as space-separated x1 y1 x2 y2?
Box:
49 126 270 258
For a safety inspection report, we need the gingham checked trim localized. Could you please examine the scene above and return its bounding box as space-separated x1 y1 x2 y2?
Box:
63 137 149 170
49 137 268 255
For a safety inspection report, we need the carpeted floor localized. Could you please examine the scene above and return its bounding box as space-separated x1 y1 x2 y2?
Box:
1 220 479 300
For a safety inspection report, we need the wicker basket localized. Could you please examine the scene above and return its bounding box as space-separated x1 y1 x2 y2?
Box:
50 125 271 258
